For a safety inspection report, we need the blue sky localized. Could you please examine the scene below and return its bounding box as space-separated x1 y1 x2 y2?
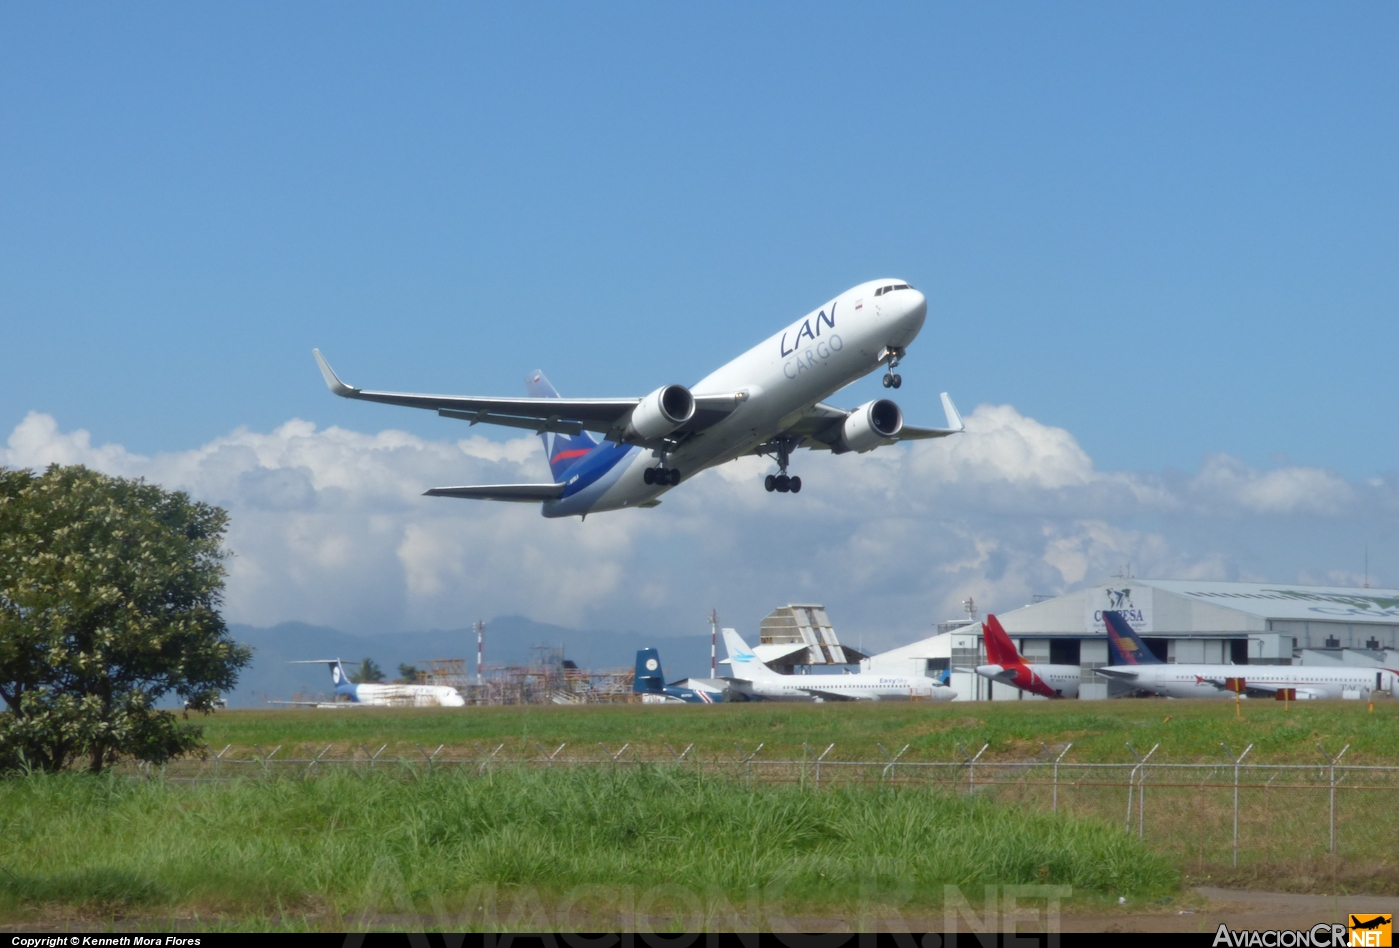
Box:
4 5 1399 639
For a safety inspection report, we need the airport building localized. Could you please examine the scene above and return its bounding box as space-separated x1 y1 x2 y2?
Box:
861 579 1399 701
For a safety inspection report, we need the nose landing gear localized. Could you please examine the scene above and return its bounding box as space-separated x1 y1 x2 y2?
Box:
881 346 906 389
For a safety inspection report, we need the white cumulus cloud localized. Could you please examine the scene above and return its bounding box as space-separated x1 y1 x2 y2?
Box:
4 406 1395 651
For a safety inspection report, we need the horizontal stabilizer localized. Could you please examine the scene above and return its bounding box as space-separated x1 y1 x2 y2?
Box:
424 483 566 503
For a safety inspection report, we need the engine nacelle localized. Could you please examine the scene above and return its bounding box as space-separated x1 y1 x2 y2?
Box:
624 384 695 441
838 399 903 453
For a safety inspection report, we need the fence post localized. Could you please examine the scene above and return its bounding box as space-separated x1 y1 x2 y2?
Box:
1221 743 1254 868
733 743 764 783
957 743 988 794
1125 743 1159 838
1052 743 1073 814
1317 743 1350 855
877 743 909 783
807 743 833 788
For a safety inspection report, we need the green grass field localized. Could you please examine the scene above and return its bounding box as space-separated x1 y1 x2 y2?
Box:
0 767 1176 928
195 697 1399 764
4 699 1394 928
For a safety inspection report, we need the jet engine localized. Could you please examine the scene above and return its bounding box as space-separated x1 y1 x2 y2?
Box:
837 399 903 453
624 384 696 441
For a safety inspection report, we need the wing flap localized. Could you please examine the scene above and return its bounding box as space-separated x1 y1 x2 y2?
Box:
424 483 566 503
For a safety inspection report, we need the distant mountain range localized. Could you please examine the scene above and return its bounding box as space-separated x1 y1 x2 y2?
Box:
223 616 715 707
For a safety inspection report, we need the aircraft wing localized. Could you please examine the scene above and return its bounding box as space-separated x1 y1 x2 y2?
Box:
776 392 964 452
793 687 858 702
314 350 742 441
1193 675 1327 700
423 484 566 502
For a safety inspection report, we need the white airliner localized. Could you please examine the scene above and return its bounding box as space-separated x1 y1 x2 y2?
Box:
721 628 956 702
313 279 962 517
1096 612 1399 700
290 660 466 707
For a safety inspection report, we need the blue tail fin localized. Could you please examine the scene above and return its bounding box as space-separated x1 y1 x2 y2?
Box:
526 370 599 480
634 649 666 693
1102 611 1164 665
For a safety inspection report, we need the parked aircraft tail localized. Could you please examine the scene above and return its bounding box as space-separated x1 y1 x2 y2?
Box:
634 649 667 694
289 659 358 698
982 615 1022 666
526 370 600 479
721 628 778 679
1102 611 1164 665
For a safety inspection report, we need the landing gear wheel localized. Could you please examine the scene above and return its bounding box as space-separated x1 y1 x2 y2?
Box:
764 474 776 492
669 469 681 486
882 374 893 388
789 475 802 493
643 468 655 485
775 474 791 493
890 374 902 389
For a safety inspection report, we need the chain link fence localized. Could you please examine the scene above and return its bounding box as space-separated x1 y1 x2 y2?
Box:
125 740 1399 875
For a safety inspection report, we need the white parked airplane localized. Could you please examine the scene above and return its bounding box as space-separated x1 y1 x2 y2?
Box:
721 628 955 702
290 659 466 707
314 279 962 518
1095 612 1399 700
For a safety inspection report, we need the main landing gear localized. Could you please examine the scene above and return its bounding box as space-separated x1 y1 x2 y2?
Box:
764 473 801 494
644 467 681 486
762 437 802 494
881 346 905 389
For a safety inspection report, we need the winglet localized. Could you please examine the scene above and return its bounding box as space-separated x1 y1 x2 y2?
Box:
939 392 964 432
313 349 359 398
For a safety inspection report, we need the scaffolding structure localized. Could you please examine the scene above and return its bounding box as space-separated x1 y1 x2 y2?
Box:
417 646 635 706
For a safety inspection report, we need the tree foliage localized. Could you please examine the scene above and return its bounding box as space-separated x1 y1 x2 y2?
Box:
351 658 384 683
396 663 420 684
0 465 251 774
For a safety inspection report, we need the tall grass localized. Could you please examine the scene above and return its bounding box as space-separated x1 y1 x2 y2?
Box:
0 767 1176 922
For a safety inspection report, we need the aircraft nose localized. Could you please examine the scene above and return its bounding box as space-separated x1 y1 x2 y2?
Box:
885 289 926 347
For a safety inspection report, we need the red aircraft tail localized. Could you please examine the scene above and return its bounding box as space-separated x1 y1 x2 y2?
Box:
982 614 1022 666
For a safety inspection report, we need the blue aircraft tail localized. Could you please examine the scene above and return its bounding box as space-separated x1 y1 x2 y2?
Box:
1102 611 1164 665
634 649 666 694
526 370 599 480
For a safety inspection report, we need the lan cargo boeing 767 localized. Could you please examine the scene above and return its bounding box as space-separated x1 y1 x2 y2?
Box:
313 279 962 518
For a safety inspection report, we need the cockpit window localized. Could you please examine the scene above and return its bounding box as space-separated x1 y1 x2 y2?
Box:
874 283 913 297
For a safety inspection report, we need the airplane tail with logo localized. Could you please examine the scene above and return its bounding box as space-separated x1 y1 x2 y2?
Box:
1102 611 1164 665
290 659 359 699
983 615 1023 666
634 649 666 694
721 628 779 680
526 370 599 480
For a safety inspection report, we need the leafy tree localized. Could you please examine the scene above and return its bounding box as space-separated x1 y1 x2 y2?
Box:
0 465 251 774
351 658 384 683
396 663 420 684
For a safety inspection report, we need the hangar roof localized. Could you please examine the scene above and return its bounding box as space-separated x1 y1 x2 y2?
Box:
1135 580 1399 624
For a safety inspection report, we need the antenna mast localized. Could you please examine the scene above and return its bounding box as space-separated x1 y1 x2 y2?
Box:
475 619 484 685
709 609 718 678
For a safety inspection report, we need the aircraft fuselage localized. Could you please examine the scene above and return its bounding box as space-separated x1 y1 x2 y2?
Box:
541 280 927 517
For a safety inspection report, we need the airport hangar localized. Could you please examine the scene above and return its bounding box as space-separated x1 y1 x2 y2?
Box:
859 580 1399 701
